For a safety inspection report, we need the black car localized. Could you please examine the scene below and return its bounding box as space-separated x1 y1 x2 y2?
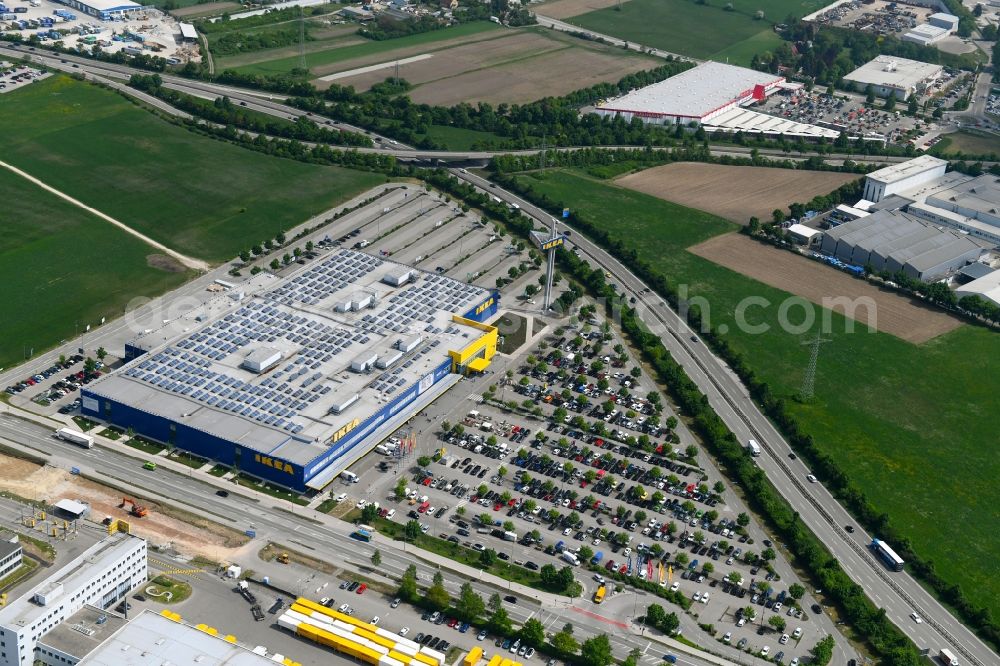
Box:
845 525 855 533
348 581 360 592
503 595 518 604
216 490 229 497
811 603 822 614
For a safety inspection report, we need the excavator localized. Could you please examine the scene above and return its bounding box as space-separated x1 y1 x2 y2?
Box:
120 497 148 518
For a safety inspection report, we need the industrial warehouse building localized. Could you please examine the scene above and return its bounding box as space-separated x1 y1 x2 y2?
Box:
843 56 943 100
594 61 839 138
82 249 499 492
56 0 141 19
955 269 1000 307
0 532 147 666
820 210 984 280
859 156 1000 246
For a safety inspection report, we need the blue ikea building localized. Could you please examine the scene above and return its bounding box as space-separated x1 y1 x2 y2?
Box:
81 250 499 491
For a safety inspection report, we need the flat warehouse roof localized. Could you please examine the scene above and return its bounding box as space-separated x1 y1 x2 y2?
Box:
86 250 491 467
596 61 782 119
865 154 947 185
76 0 141 10
844 56 942 90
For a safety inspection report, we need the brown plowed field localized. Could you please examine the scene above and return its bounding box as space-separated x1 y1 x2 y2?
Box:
328 30 658 105
536 0 632 18
616 162 859 223
689 234 963 343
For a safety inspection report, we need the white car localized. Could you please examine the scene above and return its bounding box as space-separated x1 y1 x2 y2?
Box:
792 627 802 639
593 574 605 584
737 617 747 627
371 616 380 626
722 632 731 643
779 634 789 645
399 627 410 636
623 548 631 557
335 493 347 502
790 659 800 666
806 474 817 483
692 591 701 602
910 612 923 624
563 527 572 536
338 604 350 613
760 646 770 657
670 582 679 592
592 538 602 546
385 509 396 519
356 499 367 509
773 602 782 613
700 592 709 604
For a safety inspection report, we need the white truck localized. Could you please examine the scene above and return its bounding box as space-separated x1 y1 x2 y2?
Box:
55 427 93 449
746 439 762 457
938 648 959 666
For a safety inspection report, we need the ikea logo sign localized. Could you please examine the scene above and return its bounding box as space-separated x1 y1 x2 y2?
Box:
330 418 361 444
475 298 495 315
254 454 295 474
541 238 564 251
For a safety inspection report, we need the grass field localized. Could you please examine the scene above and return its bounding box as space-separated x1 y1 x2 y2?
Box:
0 168 192 370
0 76 382 264
566 0 818 64
929 129 1000 158
226 21 500 76
512 168 1000 619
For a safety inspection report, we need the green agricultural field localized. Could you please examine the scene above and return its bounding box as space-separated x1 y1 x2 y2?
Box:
0 76 382 264
227 21 500 76
567 0 817 61
929 129 1000 158
421 125 508 150
513 168 1000 619
0 168 192 370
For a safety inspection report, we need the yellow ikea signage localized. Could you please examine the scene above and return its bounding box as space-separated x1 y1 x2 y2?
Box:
255 454 295 474
541 237 564 251
474 297 495 316
331 418 361 444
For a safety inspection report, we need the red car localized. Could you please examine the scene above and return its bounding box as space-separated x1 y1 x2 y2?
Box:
447 618 459 628
356 583 367 594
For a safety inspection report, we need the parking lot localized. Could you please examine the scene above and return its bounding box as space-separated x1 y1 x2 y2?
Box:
0 62 49 93
755 87 934 144
340 293 838 664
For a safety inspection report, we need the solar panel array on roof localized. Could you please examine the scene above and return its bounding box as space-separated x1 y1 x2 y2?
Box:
360 273 481 336
269 250 382 306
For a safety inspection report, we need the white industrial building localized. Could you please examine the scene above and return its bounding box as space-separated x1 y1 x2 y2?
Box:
843 56 943 100
859 156 1000 246
594 61 840 138
39 609 286 665
928 12 960 30
955 269 1000 307
902 23 950 46
0 538 22 581
820 210 984 280
861 155 948 202
0 532 147 666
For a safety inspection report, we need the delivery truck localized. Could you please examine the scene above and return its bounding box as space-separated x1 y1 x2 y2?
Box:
55 427 94 449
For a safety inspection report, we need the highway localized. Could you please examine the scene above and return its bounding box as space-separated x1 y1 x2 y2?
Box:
0 411 753 666
451 170 999 666
1 38 996 665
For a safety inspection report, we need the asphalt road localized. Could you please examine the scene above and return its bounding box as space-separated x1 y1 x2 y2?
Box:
451 170 998 666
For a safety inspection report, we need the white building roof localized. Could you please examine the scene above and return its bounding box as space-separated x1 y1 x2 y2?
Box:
80 610 280 665
844 56 942 91
928 12 959 22
956 269 1000 307
865 155 948 185
788 223 822 239
178 22 197 39
904 24 948 42
77 0 141 11
704 107 839 138
54 499 89 516
596 61 782 120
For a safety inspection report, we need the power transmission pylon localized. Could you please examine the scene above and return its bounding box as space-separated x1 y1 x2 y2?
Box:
799 333 830 401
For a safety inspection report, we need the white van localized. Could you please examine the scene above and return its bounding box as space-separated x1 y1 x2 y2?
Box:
747 440 762 457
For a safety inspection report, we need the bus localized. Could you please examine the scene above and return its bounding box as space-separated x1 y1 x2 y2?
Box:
870 538 904 571
351 525 374 542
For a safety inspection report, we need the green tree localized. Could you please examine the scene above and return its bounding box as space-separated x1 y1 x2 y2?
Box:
398 564 418 602
361 504 379 523
239 249 251 263
404 520 421 541
456 582 486 622
737 512 750 527
520 618 545 646
788 583 805 600
551 629 579 656
579 634 613 666
417 455 432 467
865 84 875 104
810 636 835 665
488 592 502 613
743 606 756 622
769 615 786 633
96 347 108 362
488 606 513 635
480 548 498 568
426 571 450 611
371 549 381 567
394 477 408 501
